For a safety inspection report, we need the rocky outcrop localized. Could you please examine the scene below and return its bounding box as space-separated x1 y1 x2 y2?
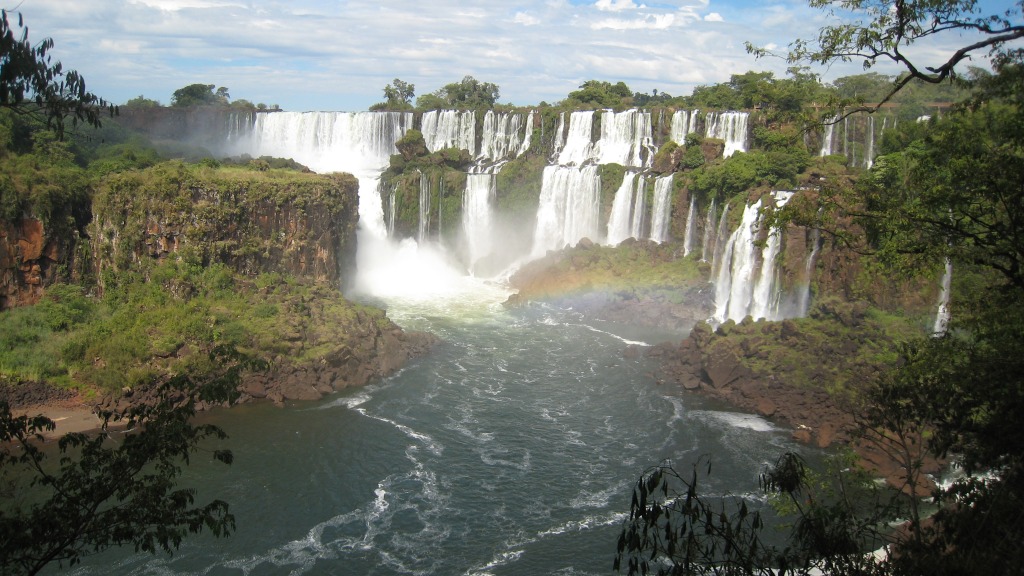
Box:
239 326 438 406
90 161 359 288
0 216 89 310
507 237 713 333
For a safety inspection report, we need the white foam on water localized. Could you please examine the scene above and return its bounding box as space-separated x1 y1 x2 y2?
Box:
693 410 777 432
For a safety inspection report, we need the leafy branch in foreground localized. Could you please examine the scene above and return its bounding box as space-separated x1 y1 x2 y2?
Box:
615 453 910 576
747 0 1024 120
0 9 115 137
0 346 263 576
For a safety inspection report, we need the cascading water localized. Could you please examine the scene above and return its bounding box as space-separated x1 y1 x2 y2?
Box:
606 172 639 246
595 109 654 168
796 227 822 317
478 110 533 163
649 175 674 244
933 259 953 334
704 111 749 157
864 115 876 169
463 172 495 275
712 192 795 324
819 120 835 157
418 171 431 243
682 195 697 256
532 165 601 256
555 111 596 166
701 198 717 263
670 109 700 145
710 204 731 279
421 110 476 156
629 177 647 241
714 200 762 323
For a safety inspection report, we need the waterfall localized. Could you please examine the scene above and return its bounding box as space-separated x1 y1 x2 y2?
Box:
682 194 697 255
649 175 674 243
479 110 532 163
819 120 835 156
240 111 413 237
556 111 596 166
710 203 731 278
669 109 699 145
386 185 397 237
595 109 654 168
933 259 953 334
421 110 476 156
714 200 762 323
796 227 822 317
630 176 647 240
704 111 749 157
607 172 639 246
864 115 876 169
701 198 716 262
532 165 601 256
463 173 495 275
418 171 431 243
712 192 795 324
551 112 566 159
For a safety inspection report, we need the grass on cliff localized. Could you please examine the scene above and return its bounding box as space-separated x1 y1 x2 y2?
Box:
0 263 387 395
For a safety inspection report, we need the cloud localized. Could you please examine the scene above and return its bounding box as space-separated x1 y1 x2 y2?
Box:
11 0 959 111
591 13 676 30
595 0 639 11
513 12 541 25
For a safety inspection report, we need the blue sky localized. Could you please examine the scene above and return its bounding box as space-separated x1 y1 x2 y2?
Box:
13 0 1018 111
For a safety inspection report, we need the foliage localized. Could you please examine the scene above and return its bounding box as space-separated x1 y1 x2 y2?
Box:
0 347 257 576
688 146 810 201
615 452 909 575
371 78 415 111
750 0 1024 116
415 76 499 110
565 80 633 109
122 95 161 109
171 84 229 107
0 10 114 138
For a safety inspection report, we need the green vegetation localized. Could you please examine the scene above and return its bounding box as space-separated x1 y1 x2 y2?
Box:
415 75 500 110
1 346 254 576
371 78 415 111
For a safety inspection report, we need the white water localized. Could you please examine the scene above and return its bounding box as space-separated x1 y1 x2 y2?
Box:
714 200 762 323
705 111 749 157
606 172 639 246
819 120 835 156
555 111 596 166
630 177 647 241
701 198 716 263
418 171 431 243
463 173 495 275
796 227 822 317
682 195 697 256
649 175 674 244
478 110 532 164
595 109 654 168
532 165 602 256
669 109 700 145
421 110 476 156
933 258 953 334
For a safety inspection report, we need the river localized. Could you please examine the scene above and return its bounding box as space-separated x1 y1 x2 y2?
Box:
61 276 811 576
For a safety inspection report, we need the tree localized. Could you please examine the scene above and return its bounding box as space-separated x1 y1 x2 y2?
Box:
0 347 260 576
0 10 114 138
416 75 500 110
379 78 415 110
750 0 1024 115
170 84 228 107
567 80 632 108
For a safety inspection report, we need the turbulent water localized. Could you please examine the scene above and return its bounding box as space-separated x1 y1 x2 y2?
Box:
61 286 812 576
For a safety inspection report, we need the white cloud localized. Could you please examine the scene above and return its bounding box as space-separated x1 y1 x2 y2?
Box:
513 12 541 26
591 13 676 30
595 0 638 11
11 0 967 111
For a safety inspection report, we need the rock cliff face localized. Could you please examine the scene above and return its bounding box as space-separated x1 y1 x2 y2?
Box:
90 162 359 288
0 218 85 309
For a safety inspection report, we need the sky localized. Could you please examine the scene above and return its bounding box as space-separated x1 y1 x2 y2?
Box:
10 0 1016 111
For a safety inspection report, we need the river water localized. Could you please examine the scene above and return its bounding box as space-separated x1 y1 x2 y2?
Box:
62 277 811 576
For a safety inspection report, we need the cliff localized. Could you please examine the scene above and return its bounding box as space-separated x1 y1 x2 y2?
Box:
90 161 359 288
